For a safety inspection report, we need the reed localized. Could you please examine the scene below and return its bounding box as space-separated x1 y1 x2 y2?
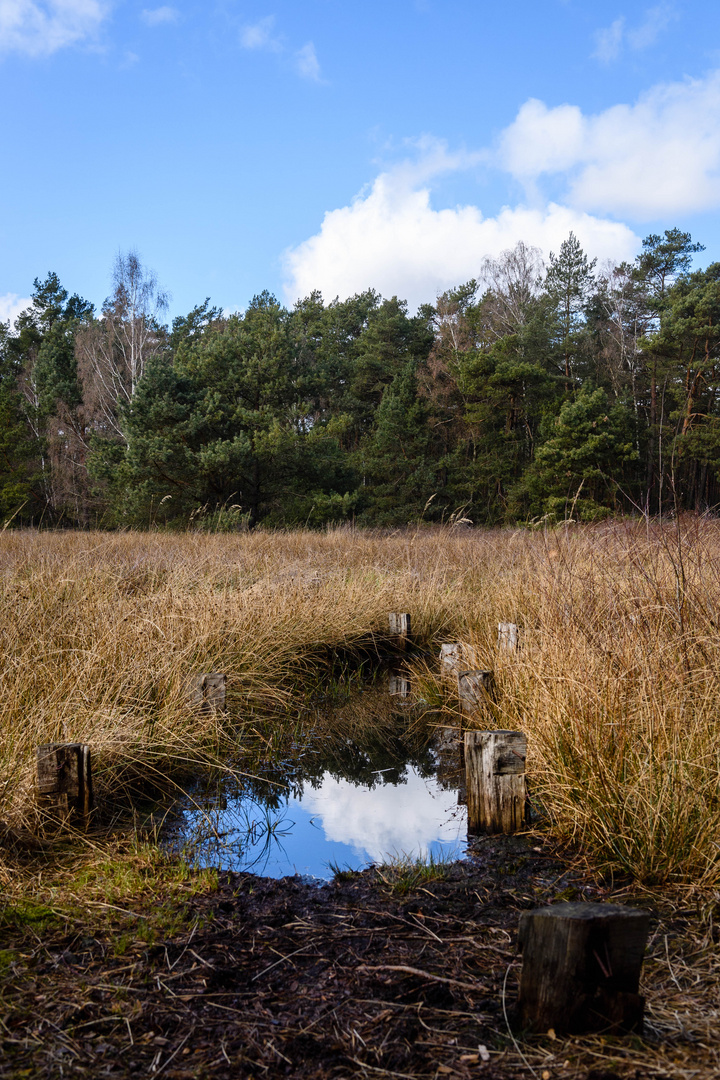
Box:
1 519 719 886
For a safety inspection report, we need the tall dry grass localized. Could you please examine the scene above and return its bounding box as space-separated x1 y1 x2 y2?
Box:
1 520 719 886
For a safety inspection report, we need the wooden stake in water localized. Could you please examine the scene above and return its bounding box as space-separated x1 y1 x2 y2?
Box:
457 668 494 715
497 622 519 651
464 729 526 834
36 743 93 823
388 613 411 650
187 673 227 713
517 902 650 1034
388 670 411 697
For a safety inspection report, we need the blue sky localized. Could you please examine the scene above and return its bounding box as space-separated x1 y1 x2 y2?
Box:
1 0 719 321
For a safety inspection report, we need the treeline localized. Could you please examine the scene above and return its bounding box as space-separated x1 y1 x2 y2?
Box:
1 230 719 529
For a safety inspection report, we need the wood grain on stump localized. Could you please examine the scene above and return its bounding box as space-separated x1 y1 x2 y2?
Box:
187 673 227 713
457 669 495 716
36 743 93 823
388 613 411 650
517 902 651 1034
464 729 526 834
498 622 520 651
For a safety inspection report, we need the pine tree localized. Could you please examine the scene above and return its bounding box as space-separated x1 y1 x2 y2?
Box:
545 232 596 386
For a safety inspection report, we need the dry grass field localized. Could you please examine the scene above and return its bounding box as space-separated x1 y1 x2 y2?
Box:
1 518 719 889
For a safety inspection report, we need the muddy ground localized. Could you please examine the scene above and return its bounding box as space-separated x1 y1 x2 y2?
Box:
0 834 716 1080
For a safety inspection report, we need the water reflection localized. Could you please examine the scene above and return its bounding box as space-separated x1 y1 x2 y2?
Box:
168 686 467 879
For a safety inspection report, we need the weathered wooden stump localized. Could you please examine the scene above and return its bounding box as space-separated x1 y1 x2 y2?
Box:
498 622 520 651
464 729 526 833
440 642 462 671
36 743 93 823
440 642 480 673
187 673 227 713
457 668 494 715
389 613 411 650
388 670 411 697
517 902 651 1034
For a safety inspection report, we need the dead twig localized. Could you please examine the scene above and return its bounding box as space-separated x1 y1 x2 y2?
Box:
357 963 488 994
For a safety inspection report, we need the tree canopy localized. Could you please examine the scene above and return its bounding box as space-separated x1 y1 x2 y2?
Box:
1 233 716 529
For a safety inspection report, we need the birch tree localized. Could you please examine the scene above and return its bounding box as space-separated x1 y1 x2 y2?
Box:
77 251 169 441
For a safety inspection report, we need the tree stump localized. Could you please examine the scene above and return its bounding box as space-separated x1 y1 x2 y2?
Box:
517 902 651 1034
440 642 480 673
464 729 526 833
187 673 227 713
457 668 494 715
498 622 520 651
440 643 461 671
36 743 93 823
389 613 411 650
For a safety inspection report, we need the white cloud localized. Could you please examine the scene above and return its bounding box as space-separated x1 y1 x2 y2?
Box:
295 40 320 81
0 292 30 326
0 0 110 57
498 70 720 218
240 16 323 80
300 768 464 863
627 4 675 49
284 67 719 310
593 16 625 64
282 148 638 311
240 14 281 52
141 5 178 27
593 4 675 63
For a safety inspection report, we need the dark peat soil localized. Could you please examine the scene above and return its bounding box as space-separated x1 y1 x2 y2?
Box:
0 836 671 1080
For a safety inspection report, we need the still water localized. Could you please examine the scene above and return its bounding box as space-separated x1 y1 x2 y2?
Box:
167 685 467 880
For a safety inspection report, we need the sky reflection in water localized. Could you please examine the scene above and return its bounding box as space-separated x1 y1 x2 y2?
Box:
175 762 466 880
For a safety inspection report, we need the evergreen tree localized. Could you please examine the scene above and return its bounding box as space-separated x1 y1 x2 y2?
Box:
634 229 705 512
545 232 596 386
0 322 42 520
515 386 638 520
359 360 436 524
651 262 720 511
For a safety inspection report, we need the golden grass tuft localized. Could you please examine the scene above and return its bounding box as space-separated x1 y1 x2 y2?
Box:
1 519 720 886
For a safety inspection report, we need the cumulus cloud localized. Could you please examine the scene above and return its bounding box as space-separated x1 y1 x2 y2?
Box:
0 292 30 326
284 67 720 310
140 5 178 27
593 4 676 63
300 769 464 863
282 149 638 311
240 14 281 52
0 0 110 57
498 70 720 217
295 40 320 81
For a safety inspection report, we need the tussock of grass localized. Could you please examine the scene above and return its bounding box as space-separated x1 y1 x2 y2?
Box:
374 850 454 895
1 519 720 887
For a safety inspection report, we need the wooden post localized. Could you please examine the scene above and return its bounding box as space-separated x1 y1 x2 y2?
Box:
187 673 227 713
457 668 494 714
517 902 651 1034
498 622 519 651
440 642 480 673
36 743 93 823
389 613 411 650
388 670 411 697
440 643 462 671
464 730 525 833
